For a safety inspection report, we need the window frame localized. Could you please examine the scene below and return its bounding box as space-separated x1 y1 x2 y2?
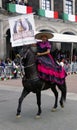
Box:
63 0 75 15
40 0 54 11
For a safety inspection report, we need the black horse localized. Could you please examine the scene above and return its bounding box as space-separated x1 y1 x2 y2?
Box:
16 46 67 118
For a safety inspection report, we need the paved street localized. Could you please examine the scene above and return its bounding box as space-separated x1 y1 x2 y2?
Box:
0 74 77 130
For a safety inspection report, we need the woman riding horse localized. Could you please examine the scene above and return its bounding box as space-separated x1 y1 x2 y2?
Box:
35 32 67 84
16 32 67 118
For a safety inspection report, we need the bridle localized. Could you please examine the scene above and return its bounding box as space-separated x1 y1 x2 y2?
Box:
21 49 35 68
19 48 35 77
23 63 35 69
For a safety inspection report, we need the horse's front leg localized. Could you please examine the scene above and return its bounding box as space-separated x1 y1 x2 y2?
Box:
16 88 29 117
51 84 58 112
36 91 41 118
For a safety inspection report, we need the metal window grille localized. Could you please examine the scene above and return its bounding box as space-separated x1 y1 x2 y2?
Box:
41 0 51 10
65 0 73 14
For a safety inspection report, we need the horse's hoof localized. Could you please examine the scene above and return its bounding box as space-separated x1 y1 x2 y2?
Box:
60 102 64 108
35 115 41 119
16 115 21 118
51 108 57 112
60 104 64 108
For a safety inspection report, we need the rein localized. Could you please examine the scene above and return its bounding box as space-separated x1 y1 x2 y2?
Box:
20 63 35 78
24 63 35 69
23 62 39 81
22 48 35 69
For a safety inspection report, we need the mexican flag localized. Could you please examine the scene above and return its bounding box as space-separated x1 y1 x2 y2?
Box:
7 3 33 14
38 9 58 19
63 13 77 22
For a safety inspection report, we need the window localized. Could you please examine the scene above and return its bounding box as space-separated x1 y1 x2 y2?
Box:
41 0 51 10
65 0 73 14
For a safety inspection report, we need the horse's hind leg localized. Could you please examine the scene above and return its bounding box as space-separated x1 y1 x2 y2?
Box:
16 88 29 117
51 84 58 111
58 82 67 108
36 91 41 118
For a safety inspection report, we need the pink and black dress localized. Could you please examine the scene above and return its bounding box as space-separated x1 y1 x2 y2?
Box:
36 41 67 85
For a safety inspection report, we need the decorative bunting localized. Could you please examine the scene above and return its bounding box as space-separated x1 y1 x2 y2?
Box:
7 3 33 14
7 3 16 13
16 4 26 14
63 13 77 22
38 9 58 19
75 16 77 22
54 11 58 19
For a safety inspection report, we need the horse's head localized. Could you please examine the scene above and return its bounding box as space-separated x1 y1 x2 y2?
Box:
19 45 29 66
19 45 29 58
19 45 38 79
19 45 35 68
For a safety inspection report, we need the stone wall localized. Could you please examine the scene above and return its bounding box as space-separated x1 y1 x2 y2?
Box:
28 0 39 14
54 0 63 18
1 0 77 59
2 0 8 9
75 1 77 15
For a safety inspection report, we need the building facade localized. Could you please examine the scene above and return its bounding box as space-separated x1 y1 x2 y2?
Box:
0 0 77 60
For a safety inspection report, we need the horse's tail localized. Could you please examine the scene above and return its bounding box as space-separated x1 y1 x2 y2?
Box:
62 81 67 101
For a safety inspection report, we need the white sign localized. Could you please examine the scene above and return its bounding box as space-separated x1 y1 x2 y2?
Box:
9 13 36 47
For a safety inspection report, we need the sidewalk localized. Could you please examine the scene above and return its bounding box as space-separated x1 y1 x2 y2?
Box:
0 74 77 93
0 78 22 87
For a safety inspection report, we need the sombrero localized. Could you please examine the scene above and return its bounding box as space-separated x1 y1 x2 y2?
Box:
35 32 54 40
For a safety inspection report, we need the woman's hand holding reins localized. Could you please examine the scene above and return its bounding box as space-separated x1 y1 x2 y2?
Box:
37 49 50 56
